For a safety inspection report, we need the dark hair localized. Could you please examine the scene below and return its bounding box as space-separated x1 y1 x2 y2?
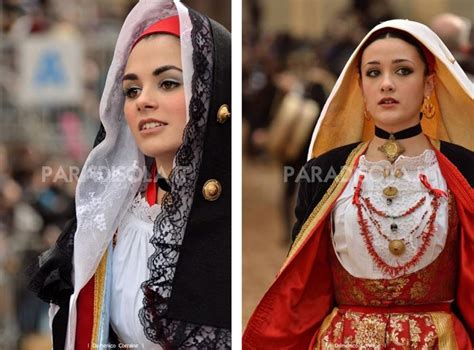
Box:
358 29 434 76
142 32 179 41
131 32 180 52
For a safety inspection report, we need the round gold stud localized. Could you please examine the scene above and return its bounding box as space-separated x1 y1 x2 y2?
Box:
383 168 390 178
394 169 403 178
217 104 231 124
389 240 405 256
202 179 222 201
383 186 399 198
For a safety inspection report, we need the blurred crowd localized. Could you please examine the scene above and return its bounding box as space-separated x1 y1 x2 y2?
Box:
0 144 76 349
243 0 474 239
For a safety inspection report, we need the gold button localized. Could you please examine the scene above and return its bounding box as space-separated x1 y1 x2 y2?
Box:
202 179 222 201
217 104 231 124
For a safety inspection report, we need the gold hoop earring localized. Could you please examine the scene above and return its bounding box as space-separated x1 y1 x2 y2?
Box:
421 96 435 119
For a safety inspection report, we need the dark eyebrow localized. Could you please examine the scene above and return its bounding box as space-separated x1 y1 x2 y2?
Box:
364 58 414 67
153 65 182 76
122 65 182 82
122 73 138 82
392 59 414 64
364 61 380 66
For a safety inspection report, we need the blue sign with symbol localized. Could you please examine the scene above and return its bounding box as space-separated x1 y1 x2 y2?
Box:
33 50 67 86
18 34 83 107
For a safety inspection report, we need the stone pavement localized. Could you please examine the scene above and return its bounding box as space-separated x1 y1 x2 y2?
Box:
242 156 290 328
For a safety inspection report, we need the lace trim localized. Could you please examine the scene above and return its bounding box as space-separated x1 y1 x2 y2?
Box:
359 149 437 174
128 193 161 223
76 159 142 233
358 150 441 195
139 11 231 348
363 177 428 195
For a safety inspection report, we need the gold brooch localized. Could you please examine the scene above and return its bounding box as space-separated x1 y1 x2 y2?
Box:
383 186 399 198
389 239 405 256
378 134 405 163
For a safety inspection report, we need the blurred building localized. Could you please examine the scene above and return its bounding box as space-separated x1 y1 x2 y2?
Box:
245 0 473 40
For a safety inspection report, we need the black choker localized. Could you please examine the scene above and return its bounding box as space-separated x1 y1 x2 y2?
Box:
156 173 171 192
375 123 422 140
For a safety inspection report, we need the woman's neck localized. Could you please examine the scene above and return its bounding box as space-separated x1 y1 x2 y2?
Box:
154 157 173 203
154 157 173 179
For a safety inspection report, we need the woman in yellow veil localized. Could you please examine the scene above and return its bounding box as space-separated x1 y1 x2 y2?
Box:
244 19 473 350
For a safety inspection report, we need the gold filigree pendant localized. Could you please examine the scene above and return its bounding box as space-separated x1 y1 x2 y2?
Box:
383 186 399 198
389 239 406 256
377 134 405 163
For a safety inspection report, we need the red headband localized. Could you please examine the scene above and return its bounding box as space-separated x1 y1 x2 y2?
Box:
131 15 180 50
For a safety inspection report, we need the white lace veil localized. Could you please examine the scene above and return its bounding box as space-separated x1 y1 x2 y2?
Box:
66 1 197 347
308 19 474 159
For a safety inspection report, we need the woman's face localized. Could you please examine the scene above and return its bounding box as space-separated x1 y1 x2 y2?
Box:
360 37 434 131
122 34 186 162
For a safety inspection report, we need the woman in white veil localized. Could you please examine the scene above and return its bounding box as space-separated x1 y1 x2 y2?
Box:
28 1 231 349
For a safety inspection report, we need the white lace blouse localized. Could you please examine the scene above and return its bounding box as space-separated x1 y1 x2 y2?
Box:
110 193 162 349
332 149 449 279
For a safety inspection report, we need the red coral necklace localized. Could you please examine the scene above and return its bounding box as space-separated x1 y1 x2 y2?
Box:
352 174 446 277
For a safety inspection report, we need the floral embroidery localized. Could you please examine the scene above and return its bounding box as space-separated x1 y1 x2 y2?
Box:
94 213 106 232
318 311 440 349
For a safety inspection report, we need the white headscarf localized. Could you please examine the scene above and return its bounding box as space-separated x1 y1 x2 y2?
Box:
308 19 474 159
